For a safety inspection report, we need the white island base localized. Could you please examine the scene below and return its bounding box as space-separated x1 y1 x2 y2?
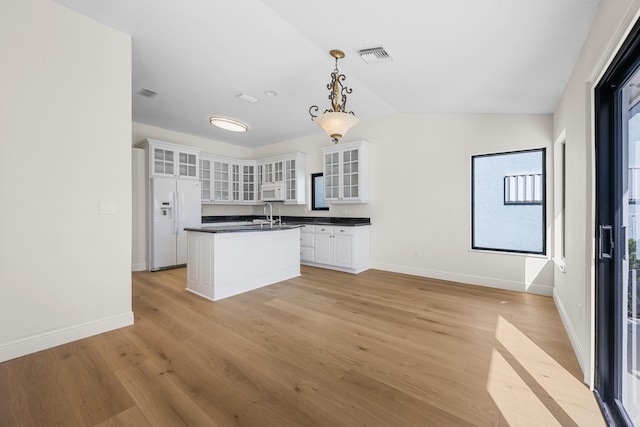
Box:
186 227 300 301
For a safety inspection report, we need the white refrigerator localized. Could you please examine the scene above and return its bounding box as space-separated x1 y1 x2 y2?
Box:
149 176 201 271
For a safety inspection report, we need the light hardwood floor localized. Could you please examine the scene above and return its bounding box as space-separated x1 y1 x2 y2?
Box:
0 266 604 426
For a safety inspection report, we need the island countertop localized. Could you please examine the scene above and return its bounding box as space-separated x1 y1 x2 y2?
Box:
185 224 302 233
201 215 371 227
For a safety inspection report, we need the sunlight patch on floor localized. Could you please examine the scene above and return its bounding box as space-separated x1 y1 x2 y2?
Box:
487 348 562 426
487 315 604 426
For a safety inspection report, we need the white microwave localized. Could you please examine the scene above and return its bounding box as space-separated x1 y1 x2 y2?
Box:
260 182 285 201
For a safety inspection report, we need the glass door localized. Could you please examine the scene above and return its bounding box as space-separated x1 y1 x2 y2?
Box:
621 70 640 424
595 20 640 426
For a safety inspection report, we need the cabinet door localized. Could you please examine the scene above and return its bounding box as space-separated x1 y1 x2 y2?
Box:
242 164 256 203
231 163 241 202
285 158 296 201
300 246 315 262
257 164 264 185
334 235 353 268
324 152 341 201
153 147 175 176
274 161 284 182
178 151 198 178
213 161 230 201
315 233 333 265
341 148 359 201
264 163 273 183
200 158 211 201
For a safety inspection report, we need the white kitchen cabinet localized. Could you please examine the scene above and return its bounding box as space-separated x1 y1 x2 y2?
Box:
212 158 231 202
200 156 257 205
301 225 370 273
321 140 369 203
135 139 199 180
231 160 257 204
315 228 333 265
200 155 231 203
199 157 212 201
187 227 300 301
299 225 315 262
241 162 257 203
259 159 284 184
258 153 306 204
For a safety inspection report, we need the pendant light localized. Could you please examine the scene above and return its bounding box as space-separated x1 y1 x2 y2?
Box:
309 50 358 143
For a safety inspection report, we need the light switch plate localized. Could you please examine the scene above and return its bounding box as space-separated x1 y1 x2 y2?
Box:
99 201 117 214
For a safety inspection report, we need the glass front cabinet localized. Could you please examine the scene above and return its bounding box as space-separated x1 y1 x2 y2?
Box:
136 139 199 180
201 155 257 204
321 140 369 204
257 153 306 205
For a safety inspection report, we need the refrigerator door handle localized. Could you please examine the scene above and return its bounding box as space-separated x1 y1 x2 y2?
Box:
174 191 179 235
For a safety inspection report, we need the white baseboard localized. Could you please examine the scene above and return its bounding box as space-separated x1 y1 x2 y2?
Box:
131 262 146 272
370 262 553 296
0 311 134 363
553 289 588 380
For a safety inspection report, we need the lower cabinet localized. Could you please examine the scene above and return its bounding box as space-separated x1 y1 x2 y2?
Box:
300 224 369 273
300 226 315 262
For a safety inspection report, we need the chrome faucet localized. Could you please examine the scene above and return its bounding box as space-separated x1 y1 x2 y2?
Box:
263 202 273 226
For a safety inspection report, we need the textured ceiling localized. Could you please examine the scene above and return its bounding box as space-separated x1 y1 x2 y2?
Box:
53 0 600 147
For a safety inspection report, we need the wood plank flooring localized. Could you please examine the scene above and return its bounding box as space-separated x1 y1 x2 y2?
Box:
0 266 604 426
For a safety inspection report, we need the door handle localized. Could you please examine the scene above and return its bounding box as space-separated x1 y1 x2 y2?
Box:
174 191 179 235
622 226 628 261
599 225 614 259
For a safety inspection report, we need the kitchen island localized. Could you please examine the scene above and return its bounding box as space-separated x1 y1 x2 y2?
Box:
184 224 301 301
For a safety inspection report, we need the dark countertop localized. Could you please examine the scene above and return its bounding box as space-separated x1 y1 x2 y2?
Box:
201 215 371 227
186 224 302 233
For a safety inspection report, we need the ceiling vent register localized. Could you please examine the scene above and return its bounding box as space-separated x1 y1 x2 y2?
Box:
137 88 158 98
357 46 393 63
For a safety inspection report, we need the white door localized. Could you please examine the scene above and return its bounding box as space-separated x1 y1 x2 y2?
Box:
176 179 201 265
151 176 177 270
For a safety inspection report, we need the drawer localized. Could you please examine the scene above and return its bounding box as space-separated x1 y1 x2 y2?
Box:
334 226 354 236
315 225 333 235
300 246 315 262
300 233 315 247
300 224 315 233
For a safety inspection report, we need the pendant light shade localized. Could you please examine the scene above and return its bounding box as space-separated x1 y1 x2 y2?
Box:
315 111 359 142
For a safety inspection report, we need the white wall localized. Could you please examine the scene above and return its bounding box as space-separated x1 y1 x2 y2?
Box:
553 0 640 384
0 0 133 361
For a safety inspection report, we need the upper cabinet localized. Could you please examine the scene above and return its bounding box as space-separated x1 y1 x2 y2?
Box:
260 159 284 184
257 153 306 205
136 139 306 205
136 139 199 180
241 162 258 203
200 155 257 204
321 140 369 204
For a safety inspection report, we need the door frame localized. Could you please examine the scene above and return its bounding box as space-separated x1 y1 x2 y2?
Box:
594 17 640 427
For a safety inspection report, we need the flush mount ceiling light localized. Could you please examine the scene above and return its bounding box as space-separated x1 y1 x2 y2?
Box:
309 49 358 144
209 117 248 132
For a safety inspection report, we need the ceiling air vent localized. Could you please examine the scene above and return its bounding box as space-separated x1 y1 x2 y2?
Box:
357 46 393 64
137 88 158 98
